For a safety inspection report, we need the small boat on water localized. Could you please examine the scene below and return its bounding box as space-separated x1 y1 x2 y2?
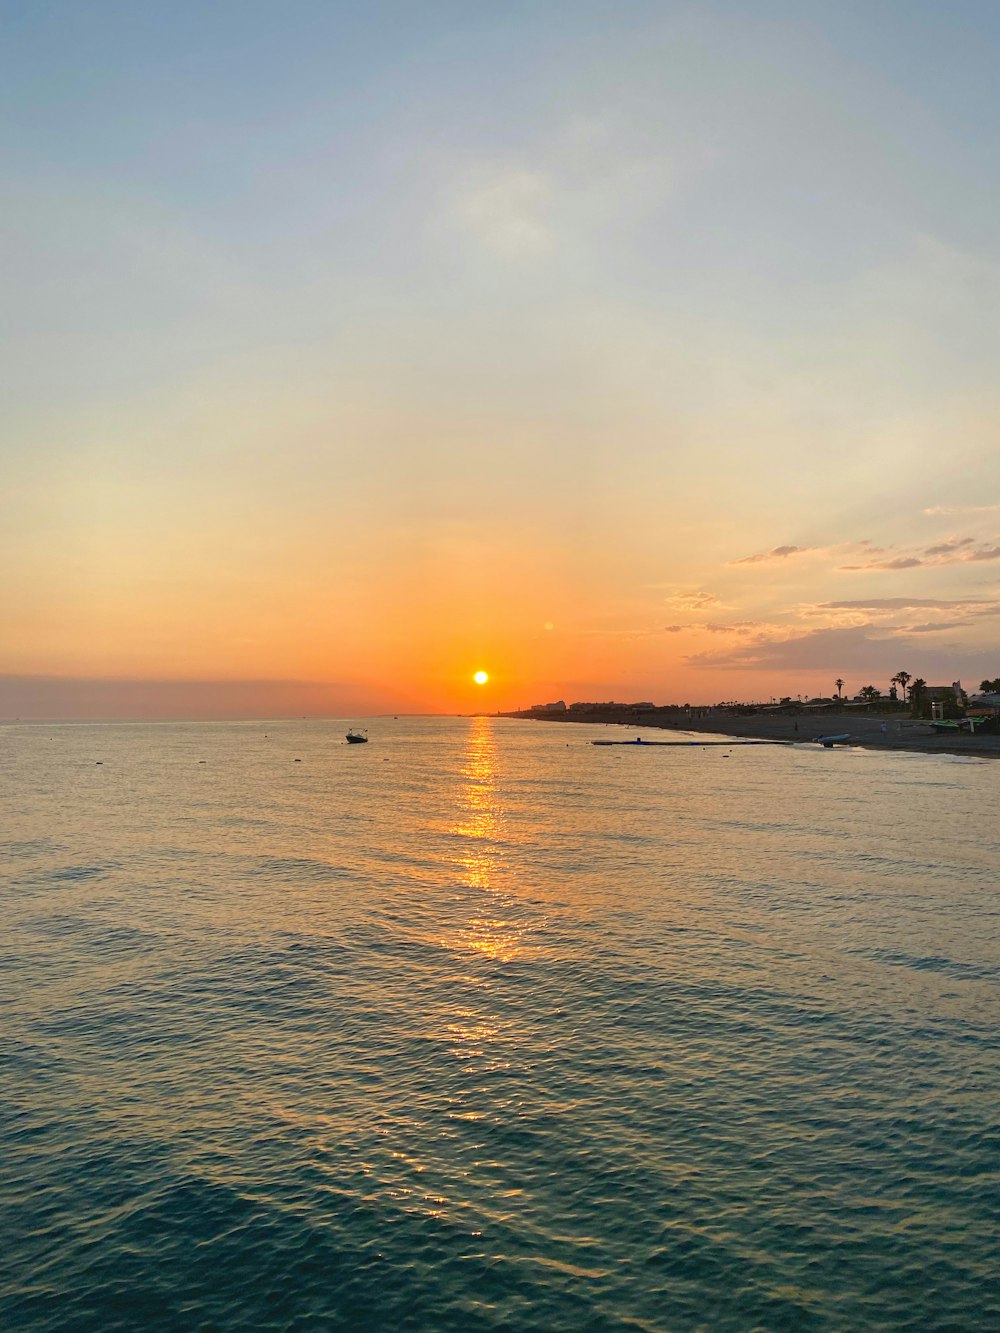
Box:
346 729 368 744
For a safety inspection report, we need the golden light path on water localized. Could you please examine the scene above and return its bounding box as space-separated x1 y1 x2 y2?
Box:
442 718 529 1075
448 716 520 963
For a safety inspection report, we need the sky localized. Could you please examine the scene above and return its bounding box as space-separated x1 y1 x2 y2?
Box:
3 0 1000 718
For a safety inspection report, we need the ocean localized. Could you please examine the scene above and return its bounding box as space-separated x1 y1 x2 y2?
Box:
2 716 998 1332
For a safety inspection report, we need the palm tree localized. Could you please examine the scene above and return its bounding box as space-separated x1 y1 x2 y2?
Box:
892 671 911 706
859 685 881 703
909 678 927 716
835 678 844 700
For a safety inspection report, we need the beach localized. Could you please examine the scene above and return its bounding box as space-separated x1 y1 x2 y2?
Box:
508 708 1000 758
662 710 1000 757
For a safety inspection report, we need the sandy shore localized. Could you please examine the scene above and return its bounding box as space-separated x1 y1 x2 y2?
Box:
510 710 1000 758
660 711 1000 758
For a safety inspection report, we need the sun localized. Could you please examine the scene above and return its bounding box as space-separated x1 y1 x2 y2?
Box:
473 670 489 685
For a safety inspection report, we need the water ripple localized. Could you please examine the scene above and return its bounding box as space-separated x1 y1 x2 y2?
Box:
0 717 998 1332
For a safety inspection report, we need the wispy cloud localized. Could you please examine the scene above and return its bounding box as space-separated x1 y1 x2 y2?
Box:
840 541 1000 571
924 503 1000 516
459 170 553 258
664 591 720 609
452 113 680 266
729 544 811 566
703 621 761 635
687 625 893 671
686 623 996 677
923 537 975 556
820 598 980 610
581 625 676 641
842 555 925 570
810 597 1000 628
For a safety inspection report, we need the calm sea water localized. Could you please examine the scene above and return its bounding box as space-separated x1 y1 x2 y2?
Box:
2 717 998 1333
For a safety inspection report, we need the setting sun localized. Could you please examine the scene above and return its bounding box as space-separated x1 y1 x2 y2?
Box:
473 671 489 685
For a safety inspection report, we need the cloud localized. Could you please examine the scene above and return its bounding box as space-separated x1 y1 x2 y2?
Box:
923 537 975 556
820 598 984 610
687 624 891 670
685 623 997 678
816 602 997 626
730 544 810 566
582 625 673 640
809 598 1000 632
451 111 682 268
459 171 553 258
840 541 1000 571
664 590 720 609
840 555 925 570
924 503 1000 516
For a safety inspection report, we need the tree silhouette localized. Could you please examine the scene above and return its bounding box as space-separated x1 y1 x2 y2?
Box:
835 678 844 699
909 678 928 715
892 670 911 703
859 685 881 702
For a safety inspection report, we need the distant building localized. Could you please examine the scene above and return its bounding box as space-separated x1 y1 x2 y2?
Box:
530 700 567 712
925 684 965 720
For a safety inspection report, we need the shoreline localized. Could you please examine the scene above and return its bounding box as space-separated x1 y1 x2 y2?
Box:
504 709 1000 759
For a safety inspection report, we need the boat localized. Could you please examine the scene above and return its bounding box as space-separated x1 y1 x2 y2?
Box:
815 733 850 748
346 729 368 744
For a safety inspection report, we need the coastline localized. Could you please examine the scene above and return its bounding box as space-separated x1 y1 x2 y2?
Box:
504 709 1000 759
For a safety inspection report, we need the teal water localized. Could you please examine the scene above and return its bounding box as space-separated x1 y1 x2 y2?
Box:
2 717 998 1332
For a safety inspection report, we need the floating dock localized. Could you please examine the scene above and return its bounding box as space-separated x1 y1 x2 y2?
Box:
592 738 787 747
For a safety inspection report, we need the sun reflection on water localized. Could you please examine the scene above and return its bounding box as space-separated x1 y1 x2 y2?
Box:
446 718 522 964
